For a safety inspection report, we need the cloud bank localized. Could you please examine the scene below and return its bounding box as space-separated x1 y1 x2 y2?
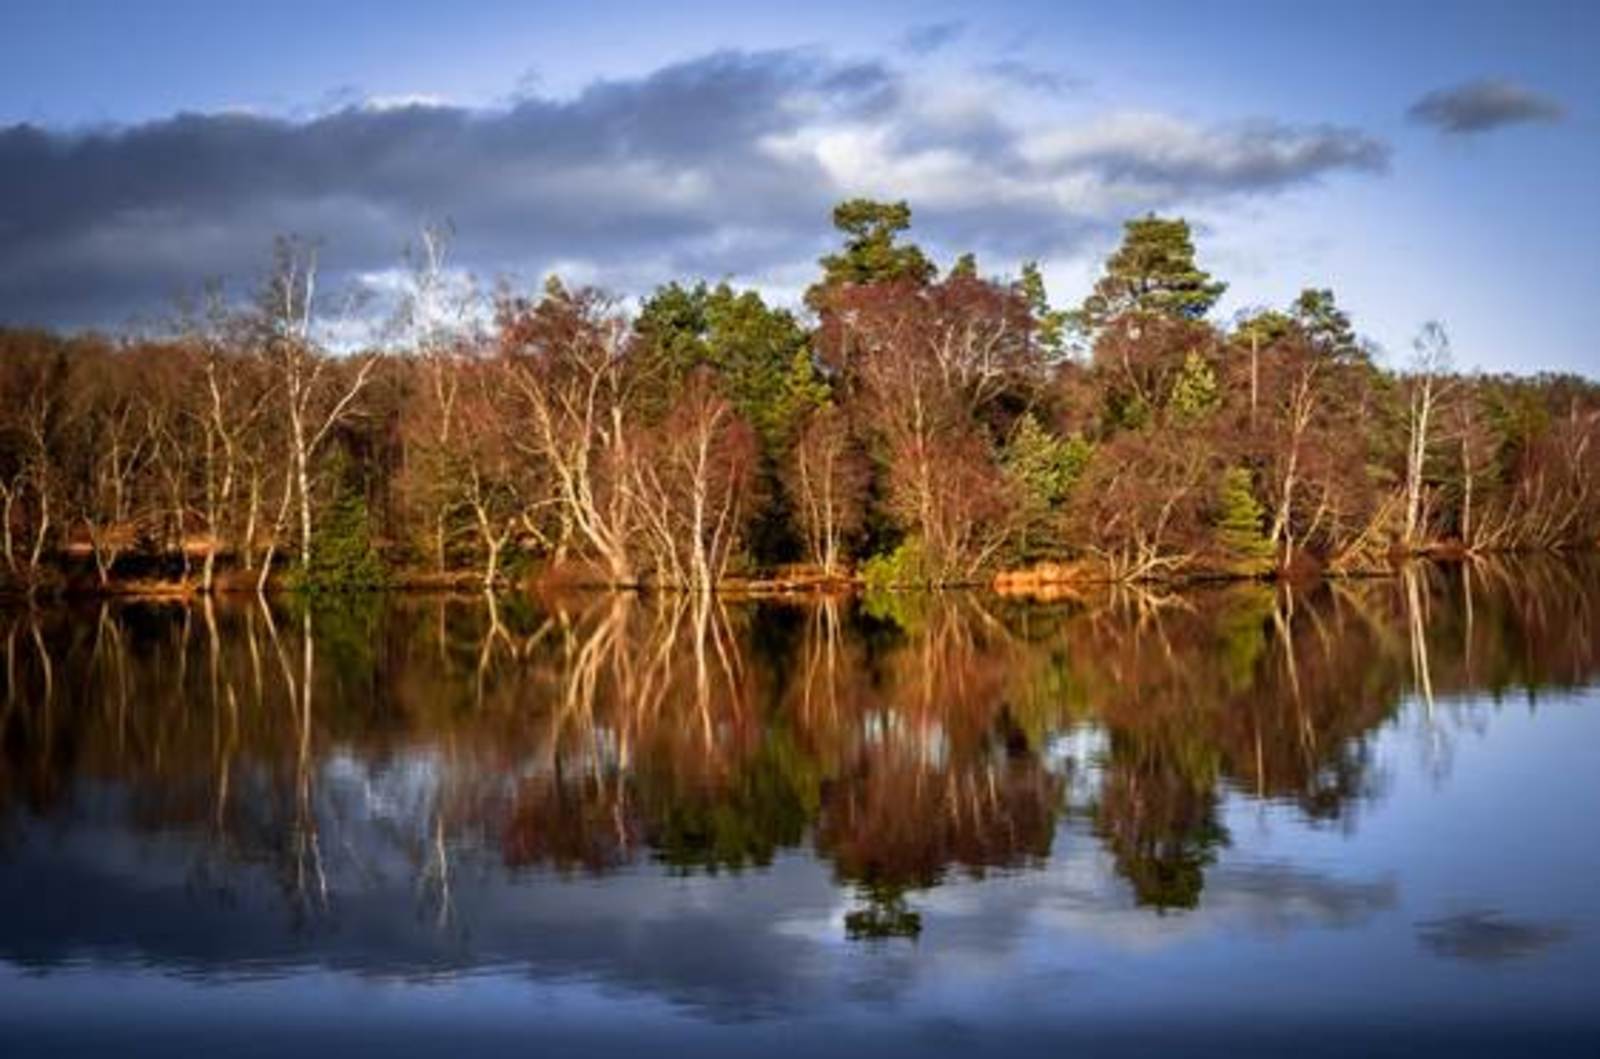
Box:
1407 78 1565 135
0 47 1389 327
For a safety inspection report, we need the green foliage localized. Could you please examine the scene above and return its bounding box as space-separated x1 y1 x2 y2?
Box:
1238 290 1360 362
1018 261 1072 361
845 883 922 940
1080 215 1226 328
1291 287 1358 359
1004 413 1092 560
1004 413 1091 505
859 583 936 636
861 538 932 590
291 469 389 593
287 594 386 685
949 252 978 279
810 198 936 304
1168 351 1220 423
1106 390 1151 431
1101 790 1228 911
776 346 831 437
1214 586 1274 692
1234 308 1294 348
1214 467 1274 572
636 281 824 444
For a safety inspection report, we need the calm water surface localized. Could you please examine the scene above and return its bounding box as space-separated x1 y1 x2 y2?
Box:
1 560 1597 1056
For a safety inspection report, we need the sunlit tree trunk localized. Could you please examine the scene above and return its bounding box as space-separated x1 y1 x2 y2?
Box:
1404 323 1451 550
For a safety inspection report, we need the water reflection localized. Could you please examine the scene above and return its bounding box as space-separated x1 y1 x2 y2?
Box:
0 557 1596 979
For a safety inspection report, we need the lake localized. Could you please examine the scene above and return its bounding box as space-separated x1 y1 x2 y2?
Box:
2 560 1597 1056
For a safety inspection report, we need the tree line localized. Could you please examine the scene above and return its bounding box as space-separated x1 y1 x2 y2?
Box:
1 201 1596 593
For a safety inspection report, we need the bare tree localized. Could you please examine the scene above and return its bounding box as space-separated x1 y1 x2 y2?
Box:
255 239 379 585
499 284 639 585
629 373 755 589
395 223 483 575
1403 322 1452 550
787 404 865 578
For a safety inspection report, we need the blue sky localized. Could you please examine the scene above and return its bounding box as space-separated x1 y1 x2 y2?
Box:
1 0 1594 375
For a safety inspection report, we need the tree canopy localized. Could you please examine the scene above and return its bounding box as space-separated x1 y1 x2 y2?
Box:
808 198 936 306
1079 216 1226 328
1 198 1594 594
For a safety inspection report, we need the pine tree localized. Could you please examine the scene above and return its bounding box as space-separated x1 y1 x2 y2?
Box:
1291 287 1359 360
1215 467 1274 573
1019 261 1071 361
1079 215 1226 329
1004 413 1093 560
1169 351 1220 422
1005 413 1090 506
293 459 388 592
636 281 820 444
808 199 935 307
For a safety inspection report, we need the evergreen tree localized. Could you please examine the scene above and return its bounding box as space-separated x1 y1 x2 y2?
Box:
1214 467 1274 572
1003 413 1092 560
1019 261 1071 361
636 281 824 444
294 460 388 592
1079 216 1226 328
1004 413 1090 507
1234 308 1294 348
1290 287 1359 360
808 199 935 306
1168 351 1220 422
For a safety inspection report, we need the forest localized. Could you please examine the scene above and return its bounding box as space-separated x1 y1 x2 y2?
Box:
0 200 1596 594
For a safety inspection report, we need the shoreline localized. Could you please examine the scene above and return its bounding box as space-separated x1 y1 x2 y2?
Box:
2 545 1591 602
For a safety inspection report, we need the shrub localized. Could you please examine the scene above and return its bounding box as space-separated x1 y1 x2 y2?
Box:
861 537 931 590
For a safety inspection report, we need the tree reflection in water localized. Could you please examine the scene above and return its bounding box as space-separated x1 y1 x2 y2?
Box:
1 556 1597 937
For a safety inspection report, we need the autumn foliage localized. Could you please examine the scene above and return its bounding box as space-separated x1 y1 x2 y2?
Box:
1 206 1597 592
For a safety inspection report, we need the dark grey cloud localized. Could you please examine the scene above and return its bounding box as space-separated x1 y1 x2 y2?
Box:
1021 116 1389 195
901 21 967 55
1416 910 1573 963
0 47 1388 329
0 49 882 327
1407 78 1565 135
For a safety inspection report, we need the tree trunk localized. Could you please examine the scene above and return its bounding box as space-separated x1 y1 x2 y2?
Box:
294 418 313 571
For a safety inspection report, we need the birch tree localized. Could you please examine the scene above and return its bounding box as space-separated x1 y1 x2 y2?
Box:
498 282 639 585
255 239 379 585
1404 322 1451 550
